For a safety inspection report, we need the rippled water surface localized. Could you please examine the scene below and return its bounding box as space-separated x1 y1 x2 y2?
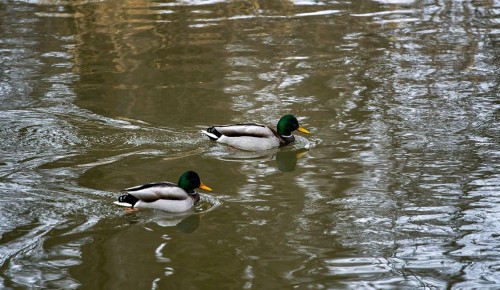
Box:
1 0 499 289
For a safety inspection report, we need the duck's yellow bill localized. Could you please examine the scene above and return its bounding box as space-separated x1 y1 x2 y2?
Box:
297 126 310 134
199 183 212 192
296 150 308 159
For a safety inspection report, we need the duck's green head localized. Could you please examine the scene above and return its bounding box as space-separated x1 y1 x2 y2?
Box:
276 114 310 136
178 171 212 193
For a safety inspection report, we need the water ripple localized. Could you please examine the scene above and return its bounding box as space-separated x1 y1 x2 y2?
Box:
0 0 499 289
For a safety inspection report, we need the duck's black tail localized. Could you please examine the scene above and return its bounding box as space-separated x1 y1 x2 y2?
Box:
116 194 139 207
204 127 221 141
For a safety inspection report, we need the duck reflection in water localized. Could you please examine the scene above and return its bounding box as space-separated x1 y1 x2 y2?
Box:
151 213 201 234
205 146 309 172
122 210 204 233
275 148 309 172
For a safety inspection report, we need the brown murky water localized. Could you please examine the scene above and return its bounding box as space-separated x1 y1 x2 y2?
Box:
1 0 499 289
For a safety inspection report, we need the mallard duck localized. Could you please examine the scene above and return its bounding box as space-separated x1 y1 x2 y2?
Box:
202 114 310 151
114 171 212 212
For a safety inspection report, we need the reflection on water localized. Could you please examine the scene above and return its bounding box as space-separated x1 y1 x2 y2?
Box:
204 137 311 173
1 0 499 289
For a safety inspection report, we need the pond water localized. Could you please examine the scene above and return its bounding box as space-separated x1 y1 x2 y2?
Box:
1 0 499 289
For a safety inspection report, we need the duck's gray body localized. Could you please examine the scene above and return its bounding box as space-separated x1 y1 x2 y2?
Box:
203 123 295 151
114 182 200 212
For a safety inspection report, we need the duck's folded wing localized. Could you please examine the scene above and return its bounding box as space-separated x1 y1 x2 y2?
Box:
213 124 274 138
123 182 187 202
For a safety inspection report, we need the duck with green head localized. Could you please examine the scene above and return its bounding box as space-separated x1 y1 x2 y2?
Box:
202 114 310 151
114 171 212 212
